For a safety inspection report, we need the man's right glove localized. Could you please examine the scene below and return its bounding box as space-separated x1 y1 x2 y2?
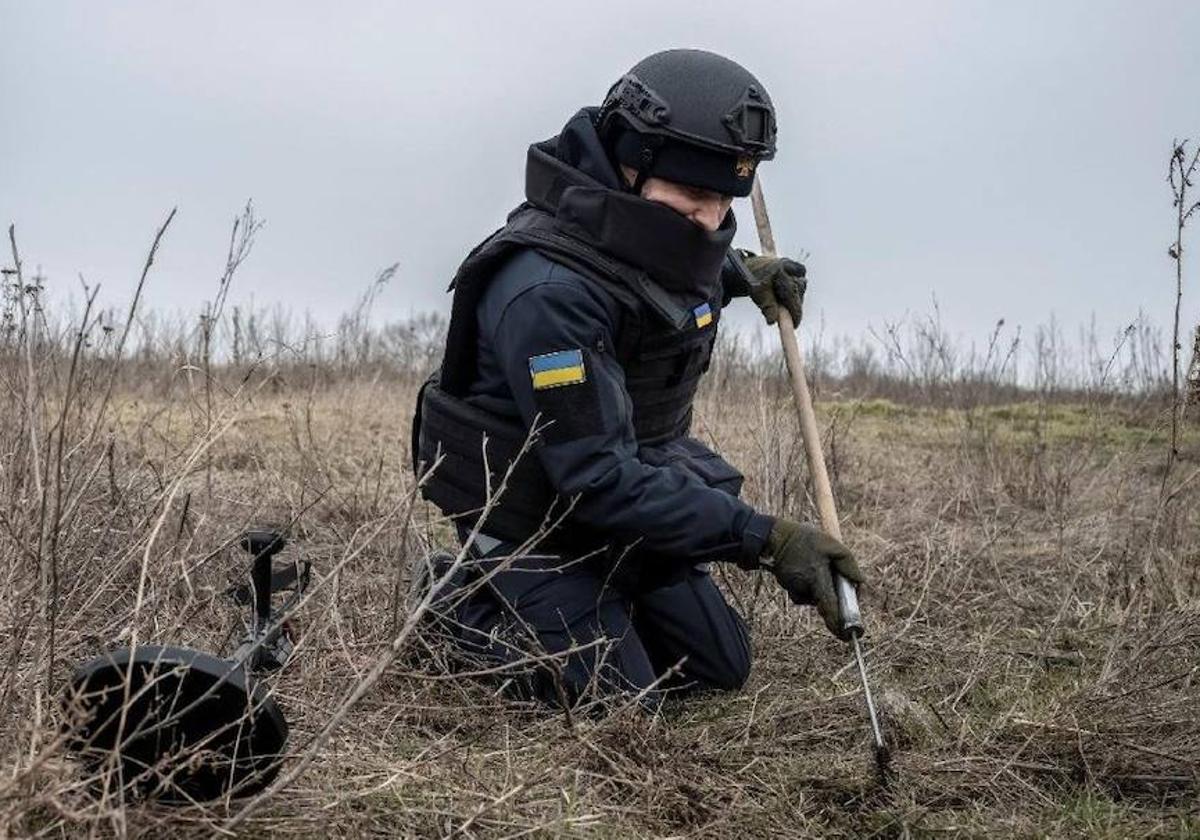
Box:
761 518 864 640
738 250 808 326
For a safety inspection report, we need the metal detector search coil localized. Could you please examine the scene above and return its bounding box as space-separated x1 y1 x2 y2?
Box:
63 529 308 802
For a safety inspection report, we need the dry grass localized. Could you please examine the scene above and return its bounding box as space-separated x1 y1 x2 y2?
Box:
2 348 1198 837
2 211 1199 837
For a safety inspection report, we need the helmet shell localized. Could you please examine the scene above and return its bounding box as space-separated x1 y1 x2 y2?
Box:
599 49 777 196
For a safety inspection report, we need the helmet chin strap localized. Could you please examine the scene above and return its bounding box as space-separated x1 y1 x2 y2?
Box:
626 142 660 196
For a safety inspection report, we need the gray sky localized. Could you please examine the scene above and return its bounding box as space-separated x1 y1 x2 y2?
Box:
4 1 1200 353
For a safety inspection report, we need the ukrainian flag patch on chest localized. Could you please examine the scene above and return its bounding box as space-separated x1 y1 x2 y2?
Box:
693 302 714 329
529 349 586 390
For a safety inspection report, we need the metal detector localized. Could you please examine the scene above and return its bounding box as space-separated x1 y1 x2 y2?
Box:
63 529 310 803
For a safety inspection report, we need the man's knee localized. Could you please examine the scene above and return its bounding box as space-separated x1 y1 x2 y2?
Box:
634 569 753 692
703 624 752 691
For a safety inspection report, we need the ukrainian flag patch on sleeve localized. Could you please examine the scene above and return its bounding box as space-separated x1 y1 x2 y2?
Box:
529 349 586 390
693 302 714 329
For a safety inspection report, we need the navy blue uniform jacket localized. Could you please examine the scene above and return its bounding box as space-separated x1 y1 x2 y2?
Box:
463 247 774 569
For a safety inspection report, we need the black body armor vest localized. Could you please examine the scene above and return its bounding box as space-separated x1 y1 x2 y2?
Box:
414 112 741 546
414 206 728 544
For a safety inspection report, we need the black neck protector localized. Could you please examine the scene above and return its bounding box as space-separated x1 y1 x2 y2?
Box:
525 138 735 299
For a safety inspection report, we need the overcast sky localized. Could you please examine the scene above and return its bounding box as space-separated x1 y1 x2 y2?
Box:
4 1 1199 354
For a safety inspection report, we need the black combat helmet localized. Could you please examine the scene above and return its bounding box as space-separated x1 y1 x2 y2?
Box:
598 48 777 198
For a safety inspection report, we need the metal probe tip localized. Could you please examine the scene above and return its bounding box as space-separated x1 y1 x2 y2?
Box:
850 632 892 779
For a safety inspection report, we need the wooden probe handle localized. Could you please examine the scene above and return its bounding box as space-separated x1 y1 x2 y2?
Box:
749 178 863 636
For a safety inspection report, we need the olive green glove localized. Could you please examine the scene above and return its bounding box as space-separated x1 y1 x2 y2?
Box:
761 518 864 640
739 251 808 326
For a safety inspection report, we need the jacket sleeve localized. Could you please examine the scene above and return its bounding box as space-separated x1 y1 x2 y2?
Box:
489 271 772 566
720 249 755 306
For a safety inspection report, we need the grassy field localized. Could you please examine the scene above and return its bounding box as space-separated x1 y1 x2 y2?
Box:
2 337 1198 838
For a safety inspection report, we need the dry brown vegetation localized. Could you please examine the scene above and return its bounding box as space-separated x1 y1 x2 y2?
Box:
2 215 1200 838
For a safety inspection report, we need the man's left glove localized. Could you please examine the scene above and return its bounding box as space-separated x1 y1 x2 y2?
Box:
739 250 807 327
760 518 864 640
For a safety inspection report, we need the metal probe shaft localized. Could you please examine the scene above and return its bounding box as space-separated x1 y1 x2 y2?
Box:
851 632 886 754
838 573 889 771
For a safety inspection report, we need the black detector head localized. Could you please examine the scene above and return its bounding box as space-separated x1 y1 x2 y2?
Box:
64 644 288 802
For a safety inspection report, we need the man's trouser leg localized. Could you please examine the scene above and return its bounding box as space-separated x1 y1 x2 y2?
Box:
630 566 752 692
441 538 659 707
438 535 752 706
